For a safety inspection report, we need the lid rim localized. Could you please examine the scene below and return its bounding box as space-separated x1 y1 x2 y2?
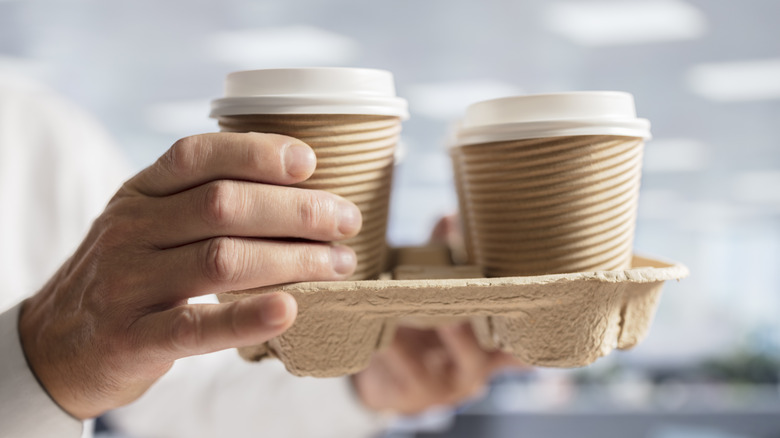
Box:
465 90 634 111
215 67 408 119
210 95 409 119
462 91 645 129
455 118 651 146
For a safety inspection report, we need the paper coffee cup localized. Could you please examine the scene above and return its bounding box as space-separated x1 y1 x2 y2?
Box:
211 68 409 280
445 121 476 265
455 92 650 277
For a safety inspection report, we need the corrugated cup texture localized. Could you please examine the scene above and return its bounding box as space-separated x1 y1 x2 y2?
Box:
218 114 400 280
450 147 476 264
459 135 644 277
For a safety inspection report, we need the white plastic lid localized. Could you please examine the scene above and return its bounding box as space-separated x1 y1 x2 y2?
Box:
456 91 651 146
210 67 409 119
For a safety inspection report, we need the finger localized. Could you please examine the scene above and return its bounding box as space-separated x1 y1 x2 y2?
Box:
352 356 403 412
428 214 459 244
146 238 356 303
487 351 528 373
396 328 455 377
377 343 440 410
147 181 362 248
437 324 487 372
124 132 316 197
437 324 490 392
134 292 297 360
384 336 431 388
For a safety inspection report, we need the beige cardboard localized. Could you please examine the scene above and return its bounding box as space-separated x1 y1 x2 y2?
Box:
218 248 688 377
218 114 401 280
389 244 454 266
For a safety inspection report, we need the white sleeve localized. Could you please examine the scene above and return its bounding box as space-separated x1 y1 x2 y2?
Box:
0 302 84 438
105 349 389 438
0 74 130 438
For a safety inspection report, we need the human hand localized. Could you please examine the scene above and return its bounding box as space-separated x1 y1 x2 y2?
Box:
19 132 362 419
352 213 525 414
352 324 524 415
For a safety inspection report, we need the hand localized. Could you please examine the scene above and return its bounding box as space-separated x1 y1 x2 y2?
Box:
19 132 362 419
352 324 524 415
353 214 525 415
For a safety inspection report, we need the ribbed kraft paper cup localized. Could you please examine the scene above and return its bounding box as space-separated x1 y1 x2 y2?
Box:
477 202 636 241
466 161 641 208
462 137 642 184
211 68 408 280
455 92 650 277
462 135 642 276
450 147 476 264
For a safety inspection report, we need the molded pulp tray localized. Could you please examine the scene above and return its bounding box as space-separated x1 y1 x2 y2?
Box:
218 252 688 377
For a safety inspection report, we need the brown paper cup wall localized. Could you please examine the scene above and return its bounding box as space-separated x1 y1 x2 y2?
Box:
218 114 400 280
449 147 476 265
459 135 644 277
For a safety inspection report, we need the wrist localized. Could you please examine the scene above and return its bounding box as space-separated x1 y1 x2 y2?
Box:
18 296 85 420
0 302 85 436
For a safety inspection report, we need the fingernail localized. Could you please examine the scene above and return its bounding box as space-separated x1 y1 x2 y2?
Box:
261 294 293 327
283 143 316 178
330 245 356 276
337 201 362 236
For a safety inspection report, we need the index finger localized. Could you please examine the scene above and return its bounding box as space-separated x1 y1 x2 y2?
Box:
437 324 489 379
124 132 317 197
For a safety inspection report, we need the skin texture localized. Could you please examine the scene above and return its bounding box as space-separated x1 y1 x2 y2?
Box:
353 325 523 415
352 215 527 415
18 132 522 421
19 132 362 420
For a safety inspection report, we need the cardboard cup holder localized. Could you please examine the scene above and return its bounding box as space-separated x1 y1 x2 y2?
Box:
218 246 688 377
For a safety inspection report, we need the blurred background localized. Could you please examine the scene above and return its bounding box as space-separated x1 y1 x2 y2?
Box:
1 0 778 436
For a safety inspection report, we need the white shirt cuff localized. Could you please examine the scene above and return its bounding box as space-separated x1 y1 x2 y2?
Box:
0 301 84 438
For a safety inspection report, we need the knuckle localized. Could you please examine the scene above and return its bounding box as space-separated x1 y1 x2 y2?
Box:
297 193 336 233
93 210 136 249
203 237 243 284
99 193 162 250
165 136 203 178
170 307 202 352
202 181 238 228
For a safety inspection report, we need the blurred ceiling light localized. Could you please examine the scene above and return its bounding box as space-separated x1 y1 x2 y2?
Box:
686 59 780 101
544 0 706 46
405 80 523 120
642 138 708 172
732 171 780 204
144 99 216 136
205 26 358 68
